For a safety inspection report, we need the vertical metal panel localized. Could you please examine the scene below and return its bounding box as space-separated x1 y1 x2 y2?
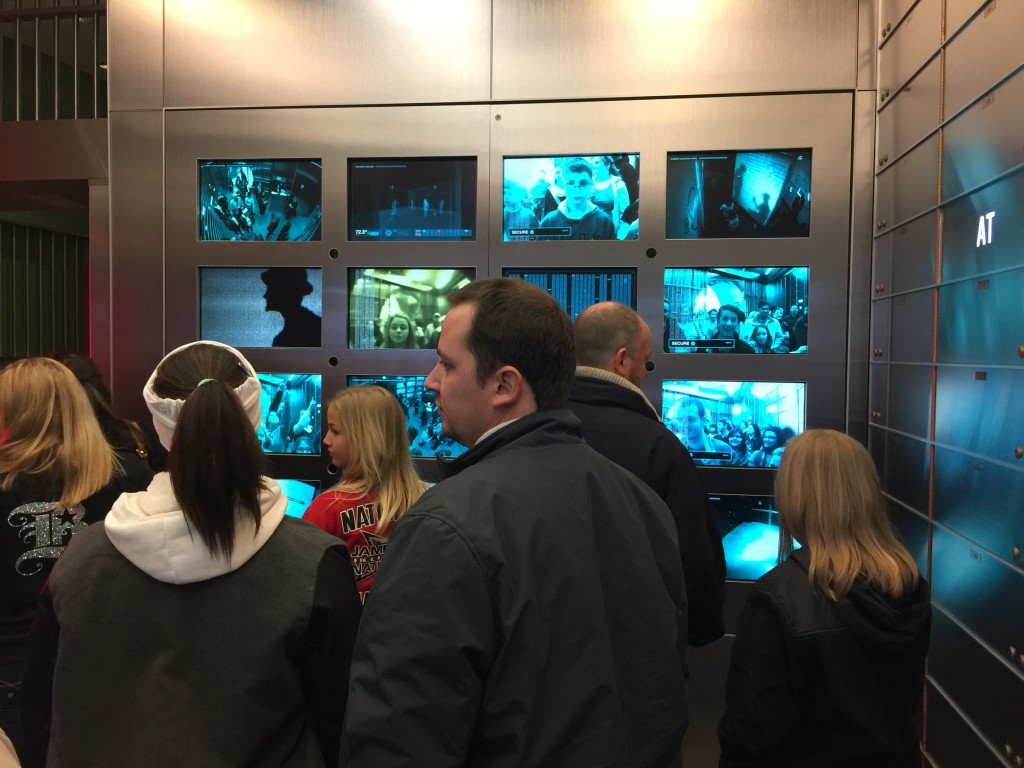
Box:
887 363 932 437
925 681 1008 768
936 268 1024 366
944 0 1024 118
888 501 930 578
933 447 1024 566
0 119 108 180
162 0 491 108
876 429 930 512
89 180 112 376
493 0 859 101
876 56 940 164
878 0 941 96
945 0 988 39
875 134 939 230
108 109 165 420
873 213 937 295
888 288 934 364
870 296 891 362
931 526 1024 655
929 608 1024 764
942 70 1024 201
942 171 1024 281
878 0 918 35
935 368 1024 463
107 0 162 111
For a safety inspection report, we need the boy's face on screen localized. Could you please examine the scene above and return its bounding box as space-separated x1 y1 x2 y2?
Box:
563 169 593 212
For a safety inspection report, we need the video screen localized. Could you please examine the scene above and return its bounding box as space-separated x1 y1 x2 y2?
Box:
348 267 474 350
666 149 811 239
257 373 321 455
200 267 322 348
502 154 640 241
198 159 323 242
502 268 636 320
346 375 467 460
348 157 477 241
277 479 320 519
712 494 800 581
662 380 806 467
663 267 808 354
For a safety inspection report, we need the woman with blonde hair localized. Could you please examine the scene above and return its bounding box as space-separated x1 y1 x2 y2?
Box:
303 385 426 600
719 429 931 767
18 342 360 767
0 358 151 757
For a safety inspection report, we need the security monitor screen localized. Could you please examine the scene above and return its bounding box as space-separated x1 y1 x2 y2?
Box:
257 373 321 455
712 494 800 581
502 268 636 320
502 154 640 241
200 267 322 348
346 375 466 460
666 149 810 238
347 267 474 350
661 380 806 467
198 159 323 241
348 157 477 241
663 267 808 354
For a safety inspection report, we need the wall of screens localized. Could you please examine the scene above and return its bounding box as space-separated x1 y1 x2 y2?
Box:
161 94 852 538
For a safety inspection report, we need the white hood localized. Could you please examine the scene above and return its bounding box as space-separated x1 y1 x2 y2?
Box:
105 472 287 584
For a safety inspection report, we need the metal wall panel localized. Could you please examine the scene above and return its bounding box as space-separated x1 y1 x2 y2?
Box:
929 608 1024 766
876 57 939 165
873 213 936 296
163 0 491 108
491 0 859 101
108 110 165 421
878 0 918 37
889 501 930 578
941 170 1024 282
878 0 940 98
88 181 110 374
870 296 891 362
924 681 1008 768
889 288 935 364
943 0 1024 118
931 526 1024 655
0 119 107 182
874 428 930 512
887 363 933 438
936 268 1024 367
874 134 938 231
935 367 1024 464
942 70 1024 201
933 447 1024 568
107 0 162 111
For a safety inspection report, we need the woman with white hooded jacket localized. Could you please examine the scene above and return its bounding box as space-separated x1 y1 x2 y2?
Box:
18 341 361 768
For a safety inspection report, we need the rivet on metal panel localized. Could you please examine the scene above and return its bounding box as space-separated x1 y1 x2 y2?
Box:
1012 646 1019 657
1015 446 1023 460
1007 744 1014 757
1012 546 1021 560
1018 345 1024 358
873 349 883 357
494 114 502 121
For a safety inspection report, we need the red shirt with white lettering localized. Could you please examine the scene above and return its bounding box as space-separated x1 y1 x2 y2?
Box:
301 488 392 601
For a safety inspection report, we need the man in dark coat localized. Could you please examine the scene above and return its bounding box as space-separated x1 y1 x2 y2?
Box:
344 279 688 767
569 301 726 646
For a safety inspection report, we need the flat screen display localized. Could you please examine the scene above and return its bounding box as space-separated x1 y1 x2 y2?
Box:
257 373 321 455
277 479 320 519
712 494 800 581
198 159 323 242
200 267 322 348
348 157 477 241
666 149 811 238
662 380 806 467
502 154 640 241
347 267 474 350
502 268 636 320
346 375 467 460
663 267 808 354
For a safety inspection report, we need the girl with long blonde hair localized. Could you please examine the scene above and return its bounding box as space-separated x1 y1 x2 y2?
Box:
303 385 426 599
720 429 931 767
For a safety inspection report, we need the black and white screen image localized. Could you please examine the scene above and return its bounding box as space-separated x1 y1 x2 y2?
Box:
348 268 473 350
661 380 806 467
663 267 808 354
348 157 477 241
198 159 323 242
257 373 322 455
200 267 322 348
503 268 636 320
346 375 466 460
502 154 640 241
666 149 810 239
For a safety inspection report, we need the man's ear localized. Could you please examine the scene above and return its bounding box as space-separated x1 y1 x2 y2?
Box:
611 347 630 379
492 365 525 407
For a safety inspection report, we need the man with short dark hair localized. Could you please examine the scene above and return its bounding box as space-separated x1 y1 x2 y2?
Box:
569 302 725 646
710 304 755 353
344 278 688 767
